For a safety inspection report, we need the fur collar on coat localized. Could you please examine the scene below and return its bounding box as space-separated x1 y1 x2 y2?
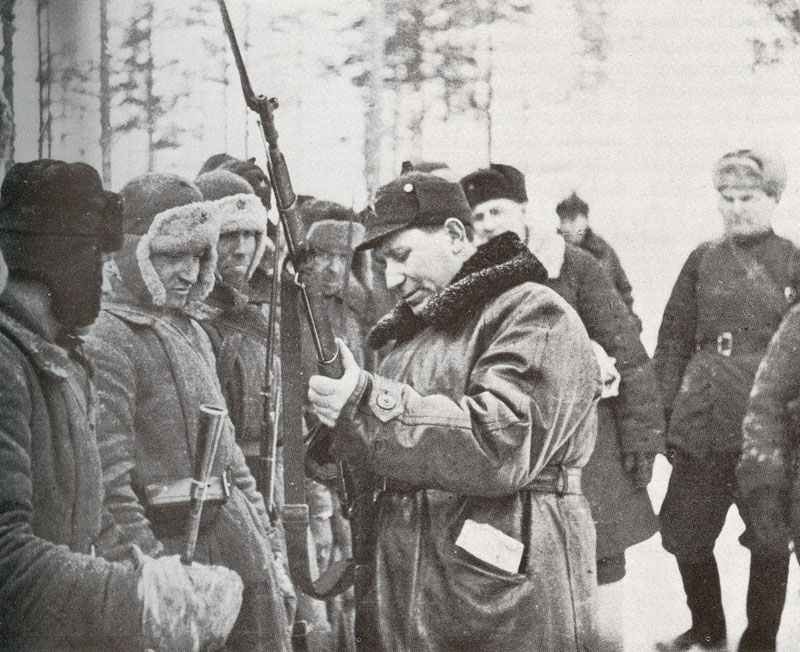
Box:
367 231 547 349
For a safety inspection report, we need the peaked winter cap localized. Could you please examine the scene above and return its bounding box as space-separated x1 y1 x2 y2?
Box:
357 171 472 252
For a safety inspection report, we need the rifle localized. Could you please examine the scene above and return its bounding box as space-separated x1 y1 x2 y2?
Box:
217 0 356 599
182 404 227 565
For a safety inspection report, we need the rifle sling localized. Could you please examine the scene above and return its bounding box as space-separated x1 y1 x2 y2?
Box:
280 263 356 599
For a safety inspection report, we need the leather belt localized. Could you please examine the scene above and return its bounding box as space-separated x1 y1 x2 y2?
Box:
523 465 582 496
378 466 582 496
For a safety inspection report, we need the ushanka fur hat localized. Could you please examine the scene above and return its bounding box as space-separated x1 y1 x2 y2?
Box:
712 148 787 200
212 193 269 280
307 219 365 255
196 170 269 280
135 200 220 306
460 163 528 208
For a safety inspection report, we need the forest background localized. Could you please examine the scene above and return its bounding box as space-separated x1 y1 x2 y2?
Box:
3 0 800 351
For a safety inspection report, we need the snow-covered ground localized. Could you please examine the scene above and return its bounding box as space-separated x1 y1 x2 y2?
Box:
624 457 800 651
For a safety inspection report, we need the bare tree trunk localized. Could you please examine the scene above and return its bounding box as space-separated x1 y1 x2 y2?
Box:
144 1 155 171
99 0 112 184
363 0 384 202
1 0 14 170
37 0 52 158
408 86 424 160
390 84 400 174
242 1 250 158
485 28 493 163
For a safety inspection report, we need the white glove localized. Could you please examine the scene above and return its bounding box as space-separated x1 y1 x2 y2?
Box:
308 338 362 427
136 549 243 651
591 340 621 399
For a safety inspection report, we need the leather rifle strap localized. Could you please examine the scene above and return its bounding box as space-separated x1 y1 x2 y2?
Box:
280 262 356 598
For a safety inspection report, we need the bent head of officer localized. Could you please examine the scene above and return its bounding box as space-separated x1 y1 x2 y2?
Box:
357 172 477 315
712 148 786 239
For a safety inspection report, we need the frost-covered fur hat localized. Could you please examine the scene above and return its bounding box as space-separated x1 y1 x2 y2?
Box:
197 170 269 280
712 148 787 200
135 201 220 305
212 193 268 280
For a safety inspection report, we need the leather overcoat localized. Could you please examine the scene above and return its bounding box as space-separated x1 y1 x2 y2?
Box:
341 234 602 651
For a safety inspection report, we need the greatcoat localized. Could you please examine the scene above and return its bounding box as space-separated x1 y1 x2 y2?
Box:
579 227 640 328
542 239 663 570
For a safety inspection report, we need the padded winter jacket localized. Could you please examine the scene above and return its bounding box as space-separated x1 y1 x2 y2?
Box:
0 301 141 650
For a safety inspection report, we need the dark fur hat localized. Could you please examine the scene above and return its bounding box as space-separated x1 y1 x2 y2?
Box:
460 163 528 208
555 192 589 219
0 159 122 250
121 173 204 236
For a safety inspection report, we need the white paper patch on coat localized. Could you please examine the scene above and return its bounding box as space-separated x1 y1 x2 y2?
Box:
455 518 524 574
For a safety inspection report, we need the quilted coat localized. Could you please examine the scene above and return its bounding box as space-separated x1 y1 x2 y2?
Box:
85 240 291 651
0 297 142 650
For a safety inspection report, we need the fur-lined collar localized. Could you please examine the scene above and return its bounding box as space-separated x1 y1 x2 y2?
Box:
367 232 547 349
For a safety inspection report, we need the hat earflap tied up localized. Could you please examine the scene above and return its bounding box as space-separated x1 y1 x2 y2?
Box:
135 201 220 306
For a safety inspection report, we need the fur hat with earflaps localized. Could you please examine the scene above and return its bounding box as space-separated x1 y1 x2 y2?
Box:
712 148 787 200
135 200 220 306
197 169 270 281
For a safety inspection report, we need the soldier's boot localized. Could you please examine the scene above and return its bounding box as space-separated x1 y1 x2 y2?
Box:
656 557 727 651
737 553 789 652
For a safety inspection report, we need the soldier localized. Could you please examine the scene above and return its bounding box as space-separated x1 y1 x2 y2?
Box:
654 149 798 651
86 172 291 651
300 210 370 650
193 168 299 639
308 171 601 650
0 160 242 650
737 301 800 648
460 163 664 652
556 191 641 329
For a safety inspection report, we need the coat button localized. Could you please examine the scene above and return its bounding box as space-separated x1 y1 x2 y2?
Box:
376 390 397 410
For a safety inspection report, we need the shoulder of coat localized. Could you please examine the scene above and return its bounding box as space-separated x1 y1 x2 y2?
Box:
484 281 572 331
